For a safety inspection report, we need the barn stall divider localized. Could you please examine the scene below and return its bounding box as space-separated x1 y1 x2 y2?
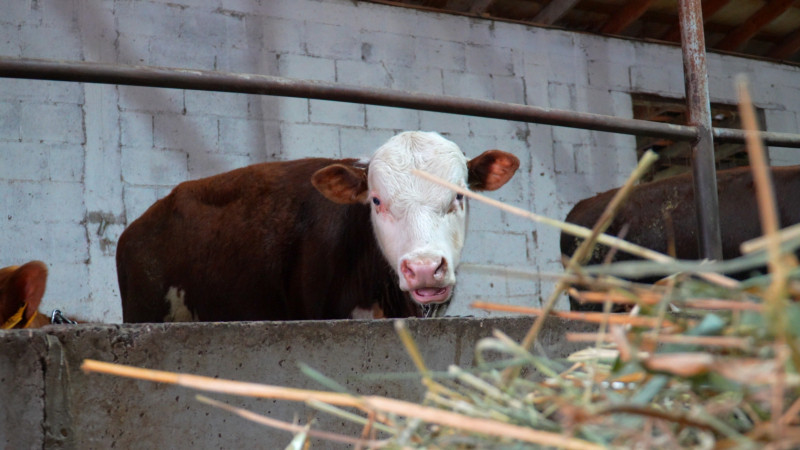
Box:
3 0 800 447
1 317 595 448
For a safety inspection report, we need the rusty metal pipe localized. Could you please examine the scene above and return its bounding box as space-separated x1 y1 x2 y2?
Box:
679 0 723 260
3 57 798 148
713 128 800 147
0 56 694 140
2 57 799 145
2 57 800 148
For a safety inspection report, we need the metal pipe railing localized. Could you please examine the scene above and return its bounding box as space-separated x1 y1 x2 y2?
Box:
0 57 697 140
3 57 798 147
713 127 800 146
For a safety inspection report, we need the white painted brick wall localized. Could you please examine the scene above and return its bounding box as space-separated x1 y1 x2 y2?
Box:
442 70 493 100
279 122 340 159
2 0 799 322
121 147 189 185
21 103 84 144
278 54 335 81
122 185 164 225
309 100 365 127
387 64 444 94
153 115 219 151
365 105 420 131
335 59 393 88
119 87 184 115
339 128 397 159
251 96 309 124
0 101 19 139
361 31 416 67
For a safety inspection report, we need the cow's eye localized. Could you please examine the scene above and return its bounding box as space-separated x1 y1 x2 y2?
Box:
456 193 464 201
372 197 381 206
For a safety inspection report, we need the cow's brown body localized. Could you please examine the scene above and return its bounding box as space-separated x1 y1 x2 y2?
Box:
561 165 800 310
117 158 420 322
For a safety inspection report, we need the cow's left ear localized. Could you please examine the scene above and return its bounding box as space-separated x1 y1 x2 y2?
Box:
467 150 520 191
312 164 369 204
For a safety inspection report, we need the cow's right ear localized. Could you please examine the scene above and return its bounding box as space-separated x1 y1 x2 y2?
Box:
312 164 369 204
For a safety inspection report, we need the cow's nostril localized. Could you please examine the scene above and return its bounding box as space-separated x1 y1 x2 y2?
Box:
403 257 447 287
434 258 447 280
401 260 415 280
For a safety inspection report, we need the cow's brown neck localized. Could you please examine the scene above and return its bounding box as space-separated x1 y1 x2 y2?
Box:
117 158 423 322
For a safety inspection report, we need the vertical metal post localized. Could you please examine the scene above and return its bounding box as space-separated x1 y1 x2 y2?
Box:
678 0 723 260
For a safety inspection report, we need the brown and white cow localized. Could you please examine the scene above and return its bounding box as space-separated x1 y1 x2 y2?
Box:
117 131 519 322
0 261 51 329
560 165 800 311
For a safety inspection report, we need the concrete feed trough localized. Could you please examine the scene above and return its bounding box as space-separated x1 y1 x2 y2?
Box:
1 316 593 448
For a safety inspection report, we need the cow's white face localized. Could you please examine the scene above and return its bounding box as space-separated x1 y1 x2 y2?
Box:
311 130 520 308
367 132 468 304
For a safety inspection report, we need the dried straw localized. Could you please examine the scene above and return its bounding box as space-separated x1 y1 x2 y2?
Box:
196 395 387 447
81 359 604 449
566 332 753 350
471 300 674 328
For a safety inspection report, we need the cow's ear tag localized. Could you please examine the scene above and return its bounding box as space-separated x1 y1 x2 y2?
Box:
467 150 520 191
312 164 369 204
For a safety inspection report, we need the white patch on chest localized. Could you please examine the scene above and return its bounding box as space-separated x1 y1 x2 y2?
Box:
350 304 385 319
163 286 198 322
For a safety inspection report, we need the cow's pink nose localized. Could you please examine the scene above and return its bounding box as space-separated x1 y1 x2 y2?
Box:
401 258 447 288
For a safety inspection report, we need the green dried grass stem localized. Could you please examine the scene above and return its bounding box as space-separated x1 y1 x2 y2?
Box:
501 150 659 385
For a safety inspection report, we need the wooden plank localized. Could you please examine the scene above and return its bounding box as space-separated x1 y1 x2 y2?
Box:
715 0 795 52
532 0 582 25
469 0 496 14
767 26 800 59
421 0 449 8
659 0 732 42
599 0 657 34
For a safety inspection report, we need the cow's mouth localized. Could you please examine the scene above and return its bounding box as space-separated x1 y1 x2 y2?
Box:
411 285 452 304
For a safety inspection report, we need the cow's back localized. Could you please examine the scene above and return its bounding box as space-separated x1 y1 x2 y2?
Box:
561 165 800 273
117 158 416 323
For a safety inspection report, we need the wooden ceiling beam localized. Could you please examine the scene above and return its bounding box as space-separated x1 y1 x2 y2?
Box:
767 26 800 60
599 0 657 34
532 0 582 25
420 0 449 8
659 0 731 42
367 0 797 62
715 0 795 52
469 0 496 15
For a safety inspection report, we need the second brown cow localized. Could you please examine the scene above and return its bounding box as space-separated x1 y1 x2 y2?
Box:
561 165 800 311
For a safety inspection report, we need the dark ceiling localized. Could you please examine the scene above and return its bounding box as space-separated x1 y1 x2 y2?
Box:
366 0 800 64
